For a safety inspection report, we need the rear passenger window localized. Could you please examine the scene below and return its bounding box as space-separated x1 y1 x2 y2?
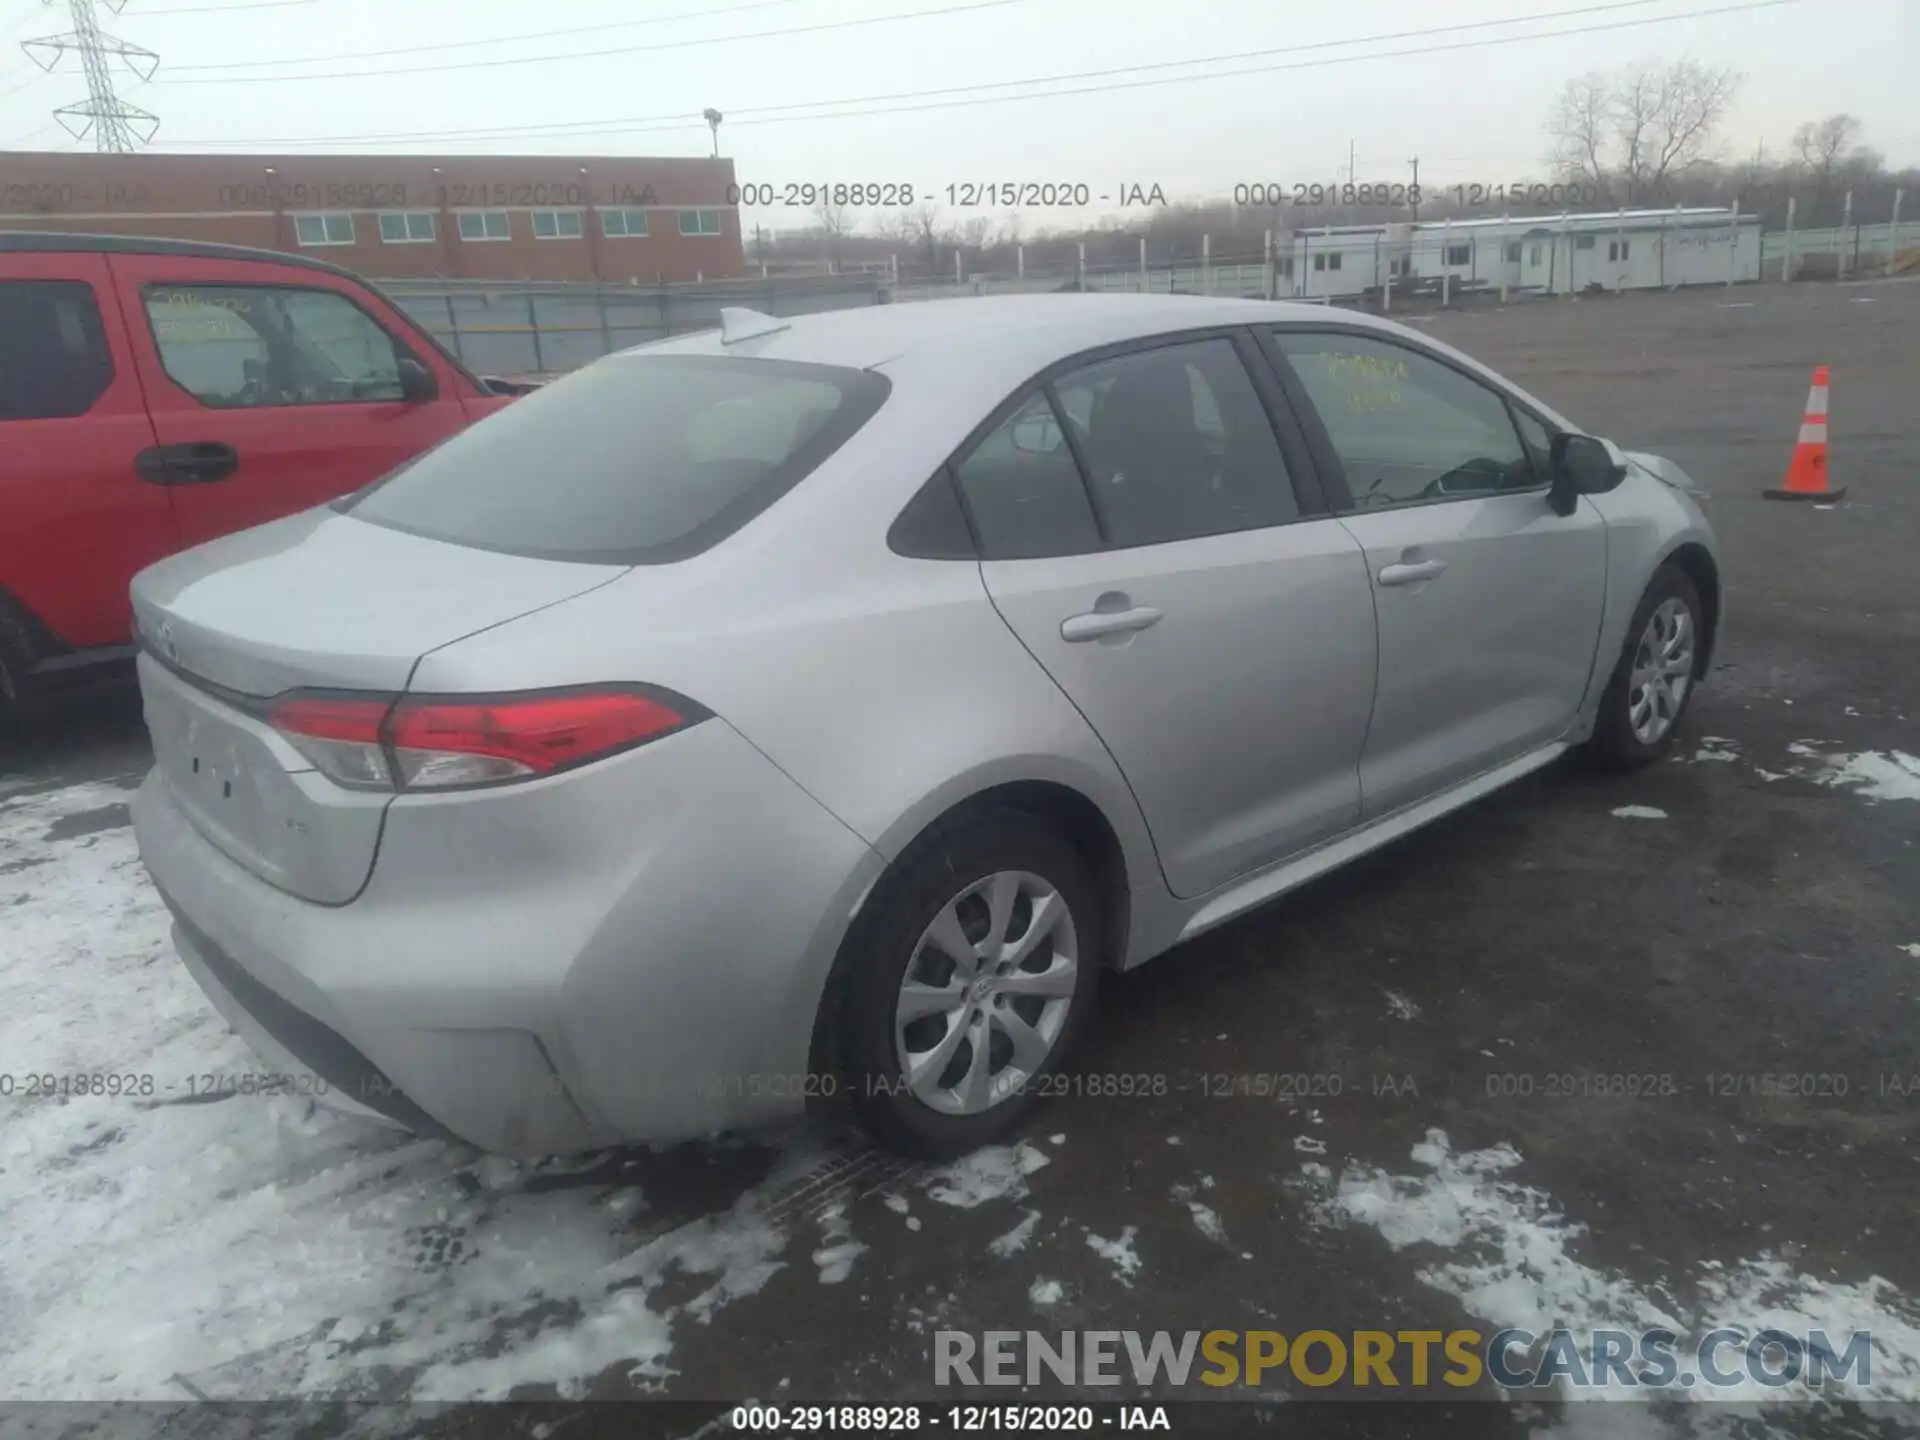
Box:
0 280 114 421
348 354 889 564
1053 338 1299 548
143 284 406 409
953 392 1102 560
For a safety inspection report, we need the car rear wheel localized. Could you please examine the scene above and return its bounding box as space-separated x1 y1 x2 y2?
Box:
837 809 1102 1158
0 595 39 707
1583 563 1704 770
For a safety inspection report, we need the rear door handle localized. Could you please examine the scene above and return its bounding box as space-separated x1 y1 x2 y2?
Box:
1377 559 1447 587
136 443 239 486
1060 605 1163 642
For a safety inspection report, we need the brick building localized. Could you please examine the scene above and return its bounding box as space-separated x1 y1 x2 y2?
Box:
0 151 744 282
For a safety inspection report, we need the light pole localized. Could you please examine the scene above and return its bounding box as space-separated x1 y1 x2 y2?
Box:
703 108 723 159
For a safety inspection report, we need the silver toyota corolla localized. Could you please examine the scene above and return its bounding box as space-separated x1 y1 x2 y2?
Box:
130 294 1720 1158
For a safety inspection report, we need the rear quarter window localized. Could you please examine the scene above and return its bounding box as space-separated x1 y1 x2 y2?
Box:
344 354 890 564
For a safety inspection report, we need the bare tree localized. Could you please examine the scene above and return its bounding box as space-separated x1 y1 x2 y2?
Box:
813 196 851 273
898 201 946 278
1547 72 1614 200
1544 58 1740 205
1792 113 1864 180
1616 58 1742 202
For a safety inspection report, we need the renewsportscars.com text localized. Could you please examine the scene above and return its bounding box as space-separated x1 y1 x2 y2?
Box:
934 1327 1875 1391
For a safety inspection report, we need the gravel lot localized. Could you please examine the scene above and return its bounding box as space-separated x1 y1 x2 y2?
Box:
2 277 1916 1439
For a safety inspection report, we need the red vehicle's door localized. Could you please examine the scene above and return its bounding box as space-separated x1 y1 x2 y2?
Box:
0 252 174 650
106 252 477 550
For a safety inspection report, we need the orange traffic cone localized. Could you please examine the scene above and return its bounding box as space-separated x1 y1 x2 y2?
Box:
1764 365 1845 502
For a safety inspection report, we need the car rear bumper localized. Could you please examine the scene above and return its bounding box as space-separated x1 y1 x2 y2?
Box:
132 716 884 1155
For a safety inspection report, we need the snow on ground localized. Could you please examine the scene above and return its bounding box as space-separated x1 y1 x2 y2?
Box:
987 1207 1041 1258
1611 805 1670 820
1382 988 1423 1021
1083 1226 1141 1287
1784 745 1920 802
0 780 929 1404
813 1203 866 1284
1170 1183 1229 1247
919 1141 1049 1209
1297 1130 1920 1403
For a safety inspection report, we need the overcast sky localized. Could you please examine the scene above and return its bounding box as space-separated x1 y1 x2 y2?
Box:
2 0 1913 227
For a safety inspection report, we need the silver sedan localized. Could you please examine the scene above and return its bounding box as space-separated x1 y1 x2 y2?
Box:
130 295 1720 1158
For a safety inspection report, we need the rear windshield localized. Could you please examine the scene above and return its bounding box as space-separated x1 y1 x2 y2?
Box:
344 353 890 564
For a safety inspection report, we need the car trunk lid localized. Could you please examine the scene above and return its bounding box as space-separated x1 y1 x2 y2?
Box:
131 508 624 904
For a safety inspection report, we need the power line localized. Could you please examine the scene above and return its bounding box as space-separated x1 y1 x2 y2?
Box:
0 69 45 101
159 0 1799 150
166 0 829 71
140 0 324 11
154 0 1028 84
153 0 1710 142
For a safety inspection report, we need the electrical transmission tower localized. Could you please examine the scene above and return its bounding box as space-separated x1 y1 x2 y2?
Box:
21 0 160 152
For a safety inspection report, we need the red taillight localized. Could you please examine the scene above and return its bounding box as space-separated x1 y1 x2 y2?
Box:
391 692 688 781
269 694 395 789
269 696 389 745
268 687 702 791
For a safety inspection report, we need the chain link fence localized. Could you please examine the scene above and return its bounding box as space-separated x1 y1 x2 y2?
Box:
374 219 1916 382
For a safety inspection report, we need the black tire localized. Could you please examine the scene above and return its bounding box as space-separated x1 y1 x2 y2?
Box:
1583 563 1705 771
0 594 39 707
835 808 1103 1159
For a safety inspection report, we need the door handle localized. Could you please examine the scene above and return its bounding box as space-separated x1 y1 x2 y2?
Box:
135 443 239 486
1377 558 1447 587
1060 605 1163 642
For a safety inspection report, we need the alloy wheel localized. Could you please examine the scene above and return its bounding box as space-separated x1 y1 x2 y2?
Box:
893 870 1079 1116
1627 597 1695 745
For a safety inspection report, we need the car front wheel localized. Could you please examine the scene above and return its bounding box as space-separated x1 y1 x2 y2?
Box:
837 809 1102 1158
1584 563 1705 769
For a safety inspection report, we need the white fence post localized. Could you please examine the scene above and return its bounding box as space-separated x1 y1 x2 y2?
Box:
1841 190 1854 278
1500 213 1511 302
1139 236 1147 293
1891 189 1905 271
1077 241 1086 290
1263 228 1275 300
1782 196 1796 281
954 248 963 285
1727 199 1740 287
1017 244 1025 280
1441 217 1452 306
1202 233 1212 294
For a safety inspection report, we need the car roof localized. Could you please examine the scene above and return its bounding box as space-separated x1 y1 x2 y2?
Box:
623 291 1557 434
642 292 1372 374
0 229 371 280
1 229 493 390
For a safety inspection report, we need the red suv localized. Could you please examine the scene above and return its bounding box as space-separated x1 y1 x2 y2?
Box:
0 232 512 705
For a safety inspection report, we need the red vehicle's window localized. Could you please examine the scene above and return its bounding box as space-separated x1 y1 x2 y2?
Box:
142 283 409 409
0 280 115 422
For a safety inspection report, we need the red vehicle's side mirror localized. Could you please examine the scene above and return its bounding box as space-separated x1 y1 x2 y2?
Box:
397 357 439 404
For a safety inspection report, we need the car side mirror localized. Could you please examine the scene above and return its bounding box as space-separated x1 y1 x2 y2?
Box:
1548 432 1626 515
397 357 439 404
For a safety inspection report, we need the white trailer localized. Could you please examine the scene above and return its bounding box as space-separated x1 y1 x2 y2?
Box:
1284 207 1761 300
